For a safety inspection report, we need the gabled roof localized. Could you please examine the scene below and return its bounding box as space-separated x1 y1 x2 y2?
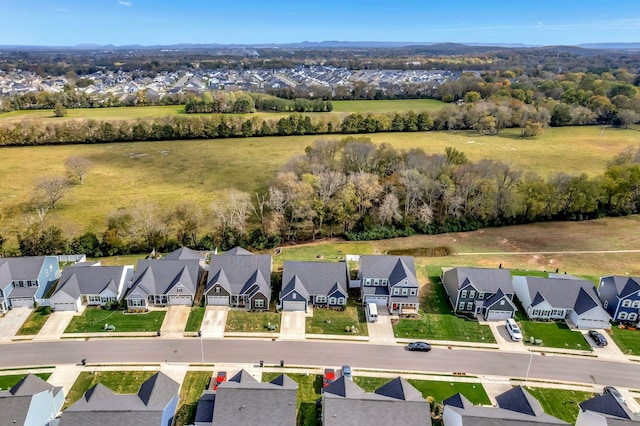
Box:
574 287 598 315
163 246 206 261
520 277 605 312
601 276 640 298
0 256 49 284
374 377 423 401
496 386 544 416
222 246 253 256
443 392 473 409
53 265 131 300
447 267 513 293
9 373 55 396
360 255 418 287
484 288 516 310
280 275 310 301
579 392 640 422
323 376 366 398
138 372 180 408
206 253 271 297
280 261 348 298
228 369 259 384
128 259 200 298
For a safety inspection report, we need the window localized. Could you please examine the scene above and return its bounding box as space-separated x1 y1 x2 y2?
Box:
316 296 326 303
532 309 541 316
628 313 638 321
622 300 632 308
374 279 379 286
177 287 183 293
619 312 628 320
500 300 505 305
129 299 143 307
337 297 345 305
401 288 408 296
409 289 417 296
458 302 465 310
393 288 400 295
461 290 468 298
329 297 337 305
215 287 221 293
478 292 485 299
603 300 608 309
365 279 371 285
254 299 264 308
466 302 473 311
469 290 476 299
292 293 297 299
632 301 640 308
88 295 101 303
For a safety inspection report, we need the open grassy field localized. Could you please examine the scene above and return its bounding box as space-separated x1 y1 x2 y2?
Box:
65 308 166 333
64 370 156 408
173 371 212 426
0 373 51 390
330 99 446 113
524 387 595 424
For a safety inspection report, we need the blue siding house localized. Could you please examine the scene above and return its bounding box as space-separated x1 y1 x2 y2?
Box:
0 256 60 312
0 373 65 426
598 275 640 325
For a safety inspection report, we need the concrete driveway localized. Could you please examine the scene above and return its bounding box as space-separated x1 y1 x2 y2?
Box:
34 310 78 340
0 307 32 341
279 311 306 340
366 306 395 345
584 329 629 362
160 306 191 338
485 320 528 352
200 306 229 338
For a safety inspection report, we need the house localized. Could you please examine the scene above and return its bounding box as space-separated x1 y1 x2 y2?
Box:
358 255 419 315
322 376 431 425
597 276 640 325
576 392 640 425
513 276 611 329
125 259 202 311
278 261 348 311
194 369 297 426
442 267 516 320
49 264 134 312
0 256 60 312
443 386 568 425
59 372 179 426
163 246 208 268
0 373 65 426
205 248 272 310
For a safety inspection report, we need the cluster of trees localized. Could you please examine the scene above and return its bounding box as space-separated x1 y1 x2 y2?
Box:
184 92 333 114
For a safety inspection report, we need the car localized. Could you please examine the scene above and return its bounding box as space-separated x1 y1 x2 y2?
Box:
604 386 626 405
341 365 352 380
505 318 523 341
323 368 336 388
588 330 608 347
213 371 227 391
407 341 431 352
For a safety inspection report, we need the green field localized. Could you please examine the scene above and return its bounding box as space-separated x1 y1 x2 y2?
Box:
330 99 446 113
0 373 51 390
65 308 166 333
64 371 156 408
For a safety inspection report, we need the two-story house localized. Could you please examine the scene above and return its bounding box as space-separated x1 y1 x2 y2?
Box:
597 275 640 325
358 256 419 315
0 256 60 312
442 267 516 320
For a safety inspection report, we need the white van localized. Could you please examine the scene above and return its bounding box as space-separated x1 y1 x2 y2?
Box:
366 303 378 322
505 318 523 341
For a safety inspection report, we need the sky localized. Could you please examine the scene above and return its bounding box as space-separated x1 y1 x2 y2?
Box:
1 0 640 46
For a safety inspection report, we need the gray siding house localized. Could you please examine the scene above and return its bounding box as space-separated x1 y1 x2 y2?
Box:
597 275 640 325
279 261 348 311
358 255 419 315
442 267 516 320
0 374 64 426
0 256 60 312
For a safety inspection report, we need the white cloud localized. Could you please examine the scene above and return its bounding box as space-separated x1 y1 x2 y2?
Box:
117 1 132 6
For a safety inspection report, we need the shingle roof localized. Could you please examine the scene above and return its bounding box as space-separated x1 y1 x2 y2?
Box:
374 377 423 401
601 276 640 298
359 256 418 287
0 374 58 426
448 267 513 293
10 373 55 396
163 246 206 261
223 246 254 256
0 256 47 283
128 259 200 298
496 386 544 416
280 261 348 298
523 277 604 312
53 265 130 300
579 392 640 421
443 392 473 409
207 253 271 297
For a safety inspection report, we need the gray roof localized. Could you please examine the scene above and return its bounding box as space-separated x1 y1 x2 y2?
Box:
0 374 58 426
7 286 37 298
210 370 297 426
194 391 216 423
600 276 640 298
207 253 271 297
359 255 418 287
9 373 55 396
522 277 603 310
579 392 640 422
128 259 200 298
223 246 254 256
163 246 206 261
53 265 130 300
0 256 48 284
496 386 544 416
280 261 348 298
447 267 513 293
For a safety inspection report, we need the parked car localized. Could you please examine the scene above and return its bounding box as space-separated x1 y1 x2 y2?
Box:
505 318 523 341
341 365 352 380
323 368 336 388
213 371 227 391
407 341 431 352
604 386 626 405
588 330 608 347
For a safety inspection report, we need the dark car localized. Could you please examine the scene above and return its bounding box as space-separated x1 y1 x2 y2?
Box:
604 386 626 405
407 341 431 352
588 330 608 347
323 368 336 388
213 371 227 391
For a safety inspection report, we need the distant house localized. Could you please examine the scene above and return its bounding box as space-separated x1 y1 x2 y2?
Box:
322 376 431 425
442 267 516 320
0 373 65 426
576 391 640 425
278 261 348 311
205 247 272 310
0 256 60 312
513 276 611 329
597 275 640 325
163 246 208 268
443 386 568 425
125 259 202 311
49 264 134 312
358 256 419 315
59 372 179 426
194 369 297 426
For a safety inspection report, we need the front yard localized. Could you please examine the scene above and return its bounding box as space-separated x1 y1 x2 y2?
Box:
514 312 590 351
306 306 368 336
608 325 640 355
184 307 206 332
225 310 281 332
16 307 51 335
524 387 595 424
173 371 212 426
393 282 495 343
64 371 156 408
262 372 321 426
64 308 166 333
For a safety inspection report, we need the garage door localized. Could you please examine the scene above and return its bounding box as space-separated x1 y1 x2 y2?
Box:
576 318 610 329
51 302 78 312
207 296 229 306
282 301 306 311
10 298 33 308
169 295 192 306
364 296 387 305
485 310 513 321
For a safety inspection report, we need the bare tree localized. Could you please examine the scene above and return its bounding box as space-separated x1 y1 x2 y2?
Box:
65 157 93 184
251 192 269 234
35 176 67 209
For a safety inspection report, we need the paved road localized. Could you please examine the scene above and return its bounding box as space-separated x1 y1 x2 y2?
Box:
2 339 639 388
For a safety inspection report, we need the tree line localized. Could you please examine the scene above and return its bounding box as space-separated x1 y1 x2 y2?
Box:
183 92 333 114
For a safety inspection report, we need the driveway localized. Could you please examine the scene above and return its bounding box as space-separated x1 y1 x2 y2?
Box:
160 306 191 338
366 306 395 345
0 307 32 341
584 329 629 362
484 319 527 352
200 306 229 338
279 311 306 340
34 311 78 340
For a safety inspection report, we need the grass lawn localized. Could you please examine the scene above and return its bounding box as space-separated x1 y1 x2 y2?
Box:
354 376 490 405
608 326 640 355
514 312 590 351
330 99 446 114
173 371 212 426
262 372 321 426
65 371 156 408
0 373 51 390
524 387 595 424
184 307 206 332
306 306 368 336
224 310 281 333
65 308 166 333
16 307 52 335
393 282 495 343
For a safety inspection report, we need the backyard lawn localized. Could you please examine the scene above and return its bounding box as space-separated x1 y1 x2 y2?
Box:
65 371 156 408
306 306 368 336
608 326 640 356
262 372 321 426
393 282 495 343
173 371 212 426
0 373 51 390
514 312 590 351
16 307 51 335
524 387 595 424
184 307 206 332
225 310 281 333
65 308 166 333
